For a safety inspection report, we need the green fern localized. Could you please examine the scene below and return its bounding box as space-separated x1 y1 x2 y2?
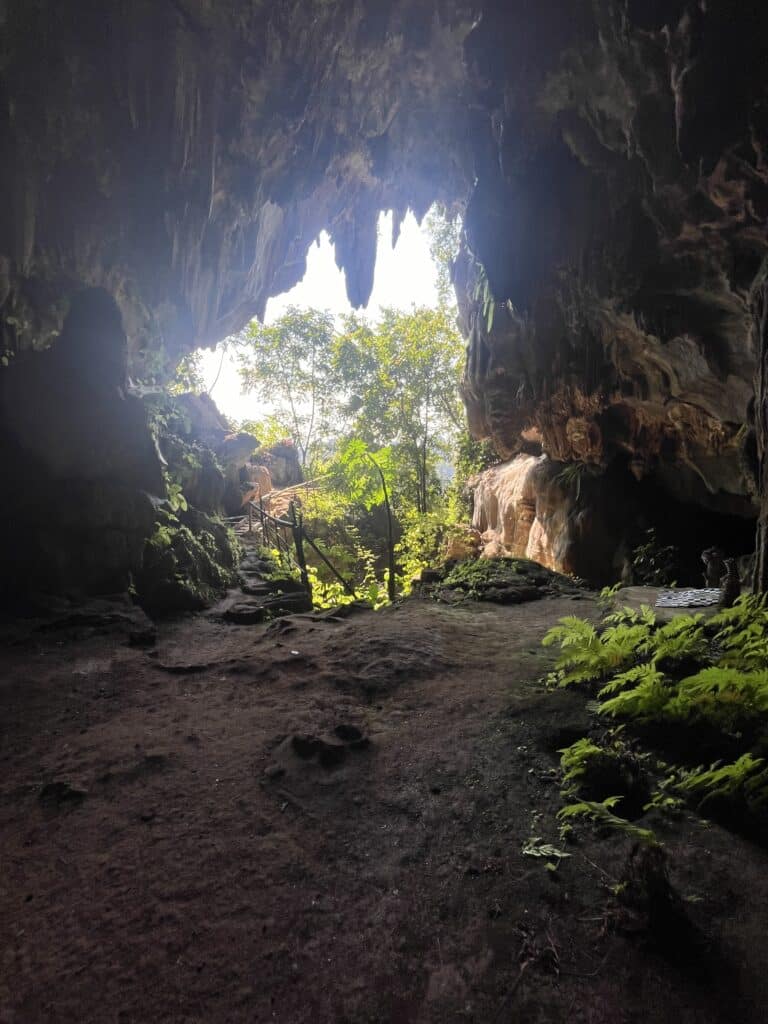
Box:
603 605 656 629
664 667 768 729
559 737 605 790
597 663 662 698
639 615 707 666
710 597 768 670
542 616 598 649
557 796 657 844
677 754 768 811
543 615 652 688
598 667 670 720
598 582 622 609
542 601 768 841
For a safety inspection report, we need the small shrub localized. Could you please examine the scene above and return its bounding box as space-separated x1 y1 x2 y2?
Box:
631 528 679 586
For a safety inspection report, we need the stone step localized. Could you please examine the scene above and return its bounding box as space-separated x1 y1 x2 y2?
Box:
222 589 312 625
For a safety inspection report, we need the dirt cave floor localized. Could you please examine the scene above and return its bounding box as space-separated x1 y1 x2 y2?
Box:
1 595 768 1023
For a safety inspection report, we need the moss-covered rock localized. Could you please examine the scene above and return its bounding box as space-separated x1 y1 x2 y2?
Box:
135 509 240 617
426 556 583 604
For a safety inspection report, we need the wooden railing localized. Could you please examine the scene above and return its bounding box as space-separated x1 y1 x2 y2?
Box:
246 497 356 600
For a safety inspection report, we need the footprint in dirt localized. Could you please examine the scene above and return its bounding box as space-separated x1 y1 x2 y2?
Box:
264 724 371 778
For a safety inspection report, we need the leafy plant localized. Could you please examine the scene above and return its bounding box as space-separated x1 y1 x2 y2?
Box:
559 732 650 816
559 737 605 791
557 797 658 844
543 614 653 687
165 478 188 513
677 754 768 812
598 581 622 609
521 836 572 864
545 594 768 843
631 528 679 586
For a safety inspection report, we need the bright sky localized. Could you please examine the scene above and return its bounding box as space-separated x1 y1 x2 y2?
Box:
199 210 439 422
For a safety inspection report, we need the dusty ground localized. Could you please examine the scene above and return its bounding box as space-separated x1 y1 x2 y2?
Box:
1 594 767 1023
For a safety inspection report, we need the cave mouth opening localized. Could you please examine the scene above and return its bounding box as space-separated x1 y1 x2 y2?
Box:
193 209 448 425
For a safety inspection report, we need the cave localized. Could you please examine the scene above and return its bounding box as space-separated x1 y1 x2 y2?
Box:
3 0 767 599
3 2 768 1021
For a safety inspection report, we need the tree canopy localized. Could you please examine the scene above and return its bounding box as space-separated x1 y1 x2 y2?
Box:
235 303 465 514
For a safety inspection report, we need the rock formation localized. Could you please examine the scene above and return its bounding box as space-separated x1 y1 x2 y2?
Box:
1 0 768 597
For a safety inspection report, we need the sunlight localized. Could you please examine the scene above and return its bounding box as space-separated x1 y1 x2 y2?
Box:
198 210 440 422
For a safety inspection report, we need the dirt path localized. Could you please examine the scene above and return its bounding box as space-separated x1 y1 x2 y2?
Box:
1 596 767 1023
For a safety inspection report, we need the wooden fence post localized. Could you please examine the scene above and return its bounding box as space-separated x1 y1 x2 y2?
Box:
258 497 266 539
290 501 312 603
248 503 253 533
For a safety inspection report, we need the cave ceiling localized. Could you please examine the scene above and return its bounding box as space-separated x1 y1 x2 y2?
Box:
2 0 768 510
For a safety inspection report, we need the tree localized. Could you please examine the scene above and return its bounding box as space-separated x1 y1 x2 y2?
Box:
424 204 463 308
236 306 336 469
333 306 465 514
168 350 206 395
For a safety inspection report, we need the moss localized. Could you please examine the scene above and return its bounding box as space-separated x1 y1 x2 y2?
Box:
438 556 581 602
135 509 240 617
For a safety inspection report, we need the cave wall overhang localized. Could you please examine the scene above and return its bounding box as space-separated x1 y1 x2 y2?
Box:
456 0 768 512
0 0 474 373
1 0 767 554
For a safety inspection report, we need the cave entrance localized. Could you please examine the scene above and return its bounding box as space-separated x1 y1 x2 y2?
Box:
194 210 445 424
163 205 466 608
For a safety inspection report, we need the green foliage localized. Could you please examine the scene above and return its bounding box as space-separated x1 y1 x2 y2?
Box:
424 204 462 308
235 302 467 603
643 774 685 816
597 666 670 720
521 836 572 861
557 796 657 844
664 667 768 731
639 614 707 667
559 737 606 791
543 612 654 687
598 581 622 609
708 594 768 669
630 528 679 586
168 350 206 395
440 557 522 599
677 754 768 812
236 307 336 469
137 511 239 616
545 595 768 842
395 507 468 591
326 438 396 509
333 305 465 514
165 477 188 513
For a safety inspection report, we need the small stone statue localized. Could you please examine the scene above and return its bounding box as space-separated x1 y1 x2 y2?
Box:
701 546 725 588
719 558 741 609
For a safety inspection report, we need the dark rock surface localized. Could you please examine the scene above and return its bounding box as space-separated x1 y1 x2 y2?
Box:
456 1 768 535
421 556 585 604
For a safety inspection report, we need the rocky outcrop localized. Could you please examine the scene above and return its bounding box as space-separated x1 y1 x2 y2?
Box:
471 455 630 583
0 289 239 610
458 1 768 534
471 454 756 586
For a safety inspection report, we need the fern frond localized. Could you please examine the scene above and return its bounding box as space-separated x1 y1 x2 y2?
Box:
677 754 768 808
598 668 669 719
557 797 657 844
542 617 598 648
665 667 768 727
598 663 663 698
